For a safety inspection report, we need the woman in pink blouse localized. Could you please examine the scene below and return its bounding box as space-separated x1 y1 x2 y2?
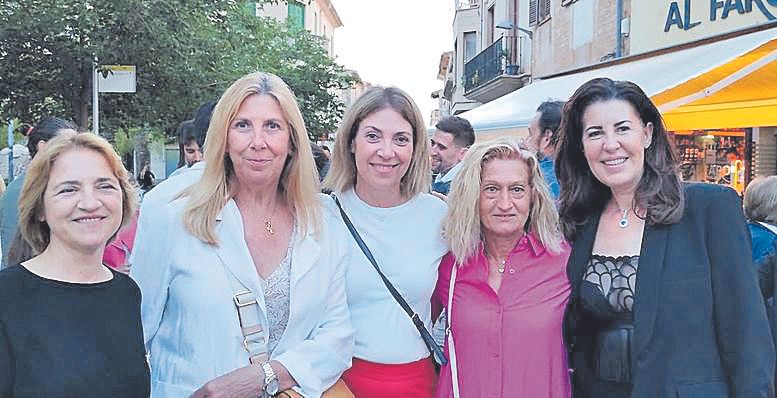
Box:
433 137 571 398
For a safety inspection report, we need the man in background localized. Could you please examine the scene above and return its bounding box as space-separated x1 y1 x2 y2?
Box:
178 120 202 168
527 100 564 199
431 116 475 195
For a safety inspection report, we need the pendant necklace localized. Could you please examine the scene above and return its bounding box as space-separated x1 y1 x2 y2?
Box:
485 249 507 273
497 258 506 274
618 208 629 229
264 201 278 235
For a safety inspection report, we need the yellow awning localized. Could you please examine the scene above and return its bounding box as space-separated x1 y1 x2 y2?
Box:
656 37 777 130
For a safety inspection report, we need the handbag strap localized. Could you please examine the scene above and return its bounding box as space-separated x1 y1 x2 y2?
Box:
217 258 269 365
446 263 460 398
330 193 448 365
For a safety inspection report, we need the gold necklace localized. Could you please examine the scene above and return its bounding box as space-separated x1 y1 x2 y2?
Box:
264 201 278 235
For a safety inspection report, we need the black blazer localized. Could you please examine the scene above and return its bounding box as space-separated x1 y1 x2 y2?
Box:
564 183 775 397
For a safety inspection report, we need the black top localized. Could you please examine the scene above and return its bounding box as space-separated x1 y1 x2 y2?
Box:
564 183 774 397
579 254 639 397
581 254 639 316
0 265 150 398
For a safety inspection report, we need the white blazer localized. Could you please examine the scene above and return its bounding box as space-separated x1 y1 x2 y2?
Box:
130 196 354 398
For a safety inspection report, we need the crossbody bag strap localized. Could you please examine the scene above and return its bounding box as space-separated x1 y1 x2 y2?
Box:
217 259 269 365
330 193 448 366
446 264 460 398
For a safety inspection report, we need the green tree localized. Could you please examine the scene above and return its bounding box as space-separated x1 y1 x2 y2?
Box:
0 0 356 141
211 10 357 139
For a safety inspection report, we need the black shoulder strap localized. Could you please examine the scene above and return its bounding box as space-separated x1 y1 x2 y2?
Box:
330 193 448 365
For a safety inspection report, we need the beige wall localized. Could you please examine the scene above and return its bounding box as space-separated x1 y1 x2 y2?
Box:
631 0 777 54
306 0 341 57
532 0 631 77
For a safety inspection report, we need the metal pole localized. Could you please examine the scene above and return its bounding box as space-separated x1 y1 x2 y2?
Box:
615 0 623 58
92 57 99 135
6 120 13 182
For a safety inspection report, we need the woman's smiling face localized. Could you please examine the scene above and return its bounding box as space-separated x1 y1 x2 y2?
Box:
581 99 653 195
351 107 414 195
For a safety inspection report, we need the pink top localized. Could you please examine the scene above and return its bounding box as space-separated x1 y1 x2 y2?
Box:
433 233 572 398
102 211 139 272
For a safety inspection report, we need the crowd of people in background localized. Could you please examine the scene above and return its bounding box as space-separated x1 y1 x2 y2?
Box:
0 71 775 398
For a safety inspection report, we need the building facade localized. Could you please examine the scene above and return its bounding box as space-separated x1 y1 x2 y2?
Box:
438 0 534 116
255 0 343 57
451 0 776 185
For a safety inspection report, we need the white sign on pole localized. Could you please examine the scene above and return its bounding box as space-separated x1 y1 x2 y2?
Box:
98 65 137 93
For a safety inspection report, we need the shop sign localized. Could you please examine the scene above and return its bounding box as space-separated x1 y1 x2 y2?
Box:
664 0 776 32
97 65 136 93
631 0 777 54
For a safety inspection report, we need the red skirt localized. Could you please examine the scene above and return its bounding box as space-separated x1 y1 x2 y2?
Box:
342 357 437 398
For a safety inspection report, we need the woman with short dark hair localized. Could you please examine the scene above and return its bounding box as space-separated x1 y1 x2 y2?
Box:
556 77 774 397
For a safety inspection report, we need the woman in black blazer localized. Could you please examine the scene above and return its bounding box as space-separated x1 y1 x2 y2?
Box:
555 77 774 397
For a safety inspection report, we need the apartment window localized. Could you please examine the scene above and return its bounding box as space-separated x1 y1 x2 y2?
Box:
464 31 477 61
288 1 305 30
529 0 551 26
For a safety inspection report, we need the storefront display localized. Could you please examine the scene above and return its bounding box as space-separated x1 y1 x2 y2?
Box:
671 129 748 194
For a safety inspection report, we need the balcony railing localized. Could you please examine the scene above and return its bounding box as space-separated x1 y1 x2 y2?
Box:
463 35 523 93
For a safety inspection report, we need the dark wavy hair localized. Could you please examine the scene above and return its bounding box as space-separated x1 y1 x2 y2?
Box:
555 78 684 240
26 117 78 158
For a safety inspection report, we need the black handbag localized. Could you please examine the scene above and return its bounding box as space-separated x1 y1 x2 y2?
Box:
330 193 449 366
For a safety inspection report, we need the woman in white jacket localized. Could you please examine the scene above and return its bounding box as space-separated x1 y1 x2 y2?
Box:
131 72 354 398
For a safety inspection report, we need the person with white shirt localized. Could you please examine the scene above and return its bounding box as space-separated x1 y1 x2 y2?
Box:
323 86 448 397
430 116 474 196
131 72 354 398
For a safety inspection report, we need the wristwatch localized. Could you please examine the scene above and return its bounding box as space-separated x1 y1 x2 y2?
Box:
261 361 280 396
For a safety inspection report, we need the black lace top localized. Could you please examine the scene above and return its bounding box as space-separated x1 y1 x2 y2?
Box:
578 254 639 395
581 254 639 318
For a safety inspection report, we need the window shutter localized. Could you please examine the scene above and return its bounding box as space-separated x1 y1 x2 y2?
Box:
542 0 551 20
529 0 538 26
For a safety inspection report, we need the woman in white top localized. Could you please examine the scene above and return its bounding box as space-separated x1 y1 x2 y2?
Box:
131 72 354 398
323 86 448 397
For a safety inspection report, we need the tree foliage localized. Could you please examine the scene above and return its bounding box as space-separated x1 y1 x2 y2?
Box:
0 0 356 141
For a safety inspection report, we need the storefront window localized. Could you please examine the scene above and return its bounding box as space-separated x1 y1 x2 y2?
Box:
671 129 748 194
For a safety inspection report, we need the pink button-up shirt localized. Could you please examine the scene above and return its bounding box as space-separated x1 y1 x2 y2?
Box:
433 233 572 398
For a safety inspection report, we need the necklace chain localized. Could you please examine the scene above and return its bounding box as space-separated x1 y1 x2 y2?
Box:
264 200 279 236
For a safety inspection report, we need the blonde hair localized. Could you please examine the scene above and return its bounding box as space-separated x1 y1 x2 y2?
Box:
182 72 320 245
444 137 562 264
323 86 431 197
744 175 777 225
18 133 137 254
